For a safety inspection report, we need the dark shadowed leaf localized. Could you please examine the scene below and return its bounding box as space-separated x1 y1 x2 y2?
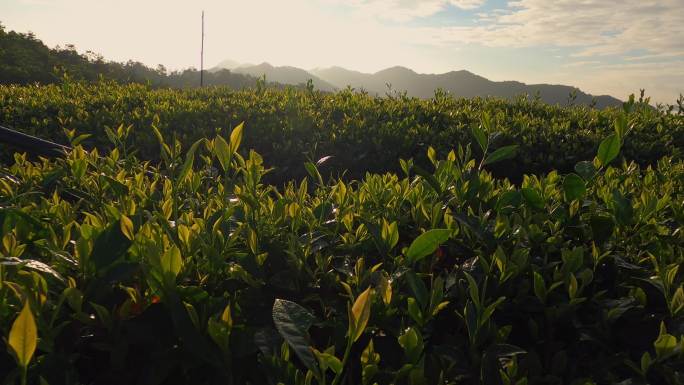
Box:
90 221 132 270
522 188 544 210
495 191 522 213
272 299 318 373
590 214 615 243
574 161 596 180
563 173 586 201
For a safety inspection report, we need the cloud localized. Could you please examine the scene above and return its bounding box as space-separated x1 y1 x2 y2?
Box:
407 0 684 59
448 0 485 10
331 0 486 21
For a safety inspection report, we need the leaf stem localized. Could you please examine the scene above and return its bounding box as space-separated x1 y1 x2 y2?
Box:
331 337 353 385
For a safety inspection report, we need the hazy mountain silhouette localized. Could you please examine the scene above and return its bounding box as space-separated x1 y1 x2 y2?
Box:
213 60 621 107
311 66 622 108
221 62 338 92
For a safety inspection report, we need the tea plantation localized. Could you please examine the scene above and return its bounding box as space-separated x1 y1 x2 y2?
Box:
1 82 683 384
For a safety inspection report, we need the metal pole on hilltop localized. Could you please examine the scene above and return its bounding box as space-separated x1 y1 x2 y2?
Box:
200 10 205 87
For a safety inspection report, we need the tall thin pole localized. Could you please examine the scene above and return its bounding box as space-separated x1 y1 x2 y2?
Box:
200 10 204 87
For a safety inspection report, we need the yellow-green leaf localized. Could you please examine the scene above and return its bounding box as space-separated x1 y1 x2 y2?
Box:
120 215 135 241
161 246 182 279
9 301 37 369
351 287 373 342
221 303 233 328
229 122 244 154
214 135 232 172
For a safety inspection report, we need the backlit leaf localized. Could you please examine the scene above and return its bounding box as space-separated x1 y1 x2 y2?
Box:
214 135 231 172
406 229 450 263
8 301 37 369
483 145 518 166
597 134 621 167
177 138 205 183
351 286 373 342
229 122 244 154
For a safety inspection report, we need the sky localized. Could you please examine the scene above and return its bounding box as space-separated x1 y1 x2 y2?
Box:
1 0 683 104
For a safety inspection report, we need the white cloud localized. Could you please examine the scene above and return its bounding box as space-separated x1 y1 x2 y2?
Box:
448 0 485 10
410 0 684 59
330 0 485 21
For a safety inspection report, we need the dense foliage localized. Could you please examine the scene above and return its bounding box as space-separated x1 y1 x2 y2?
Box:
1 112 684 384
1 80 682 183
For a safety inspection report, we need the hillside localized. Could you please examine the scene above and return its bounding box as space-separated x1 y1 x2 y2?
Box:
311 66 622 108
0 24 271 90
212 60 622 107
231 62 338 92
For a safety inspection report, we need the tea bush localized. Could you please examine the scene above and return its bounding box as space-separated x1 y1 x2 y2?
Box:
1 117 683 384
1 81 682 183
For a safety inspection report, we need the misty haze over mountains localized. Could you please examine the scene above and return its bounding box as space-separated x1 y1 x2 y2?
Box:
214 60 622 108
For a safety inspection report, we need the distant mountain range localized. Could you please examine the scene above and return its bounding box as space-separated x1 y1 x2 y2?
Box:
213 61 337 92
213 61 622 108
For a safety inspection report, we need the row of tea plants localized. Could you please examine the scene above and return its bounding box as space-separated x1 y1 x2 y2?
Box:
1 80 682 183
1 114 683 384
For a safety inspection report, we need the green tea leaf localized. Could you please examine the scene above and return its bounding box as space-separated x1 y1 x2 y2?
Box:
9 301 37 369
214 135 231 172
483 145 518 166
381 219 399 251
413 165 442 195
314 350 343 374
229 122 244 154
272 299 317 372
151 124 171 160
640 352 652 374
90 221 132 270
406 229 450 263
590 214 615 243
177 138 205 183
597 134 621 167
407 297 424 326
654 322 677 359
304 162 323 186
522 188 544 210
120 214 135 241
614 113 628 139
671 287 684 316
495 190 521 213
471 125 487 153
562 173 586 201
574 161 596 180
405 271 429 309
161 246 182 280
398 327 423 363
464 272 480 307
351 287 373 342
533 271 546 303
